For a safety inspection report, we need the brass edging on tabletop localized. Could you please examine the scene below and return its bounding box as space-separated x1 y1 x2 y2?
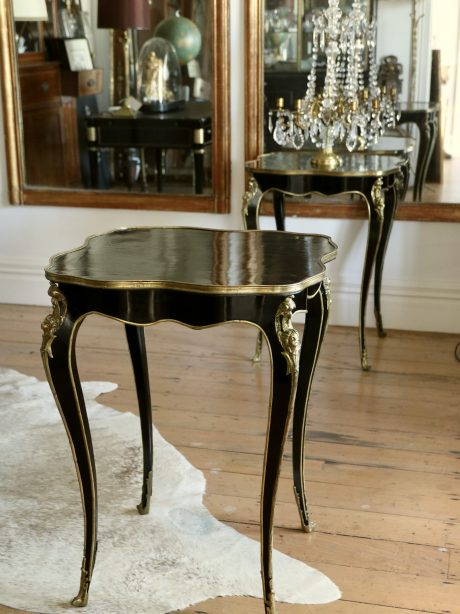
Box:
44 226 338 294
44 266 335 294
245 153 403 177
245 164 402 177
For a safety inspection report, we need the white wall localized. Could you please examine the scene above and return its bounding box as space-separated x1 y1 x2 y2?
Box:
0 0 458 334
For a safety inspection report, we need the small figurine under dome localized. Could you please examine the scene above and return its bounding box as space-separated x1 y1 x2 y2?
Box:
138 37 184 113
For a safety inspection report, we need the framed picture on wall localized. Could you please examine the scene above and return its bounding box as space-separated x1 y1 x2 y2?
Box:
45 36 93 71
63 38 93 71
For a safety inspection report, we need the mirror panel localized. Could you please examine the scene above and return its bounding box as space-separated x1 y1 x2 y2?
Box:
0 0 230 213
264 0 374 72
245 0 460 222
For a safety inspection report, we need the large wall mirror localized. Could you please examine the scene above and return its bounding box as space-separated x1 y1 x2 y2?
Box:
245 0 460 222
0 0 230 213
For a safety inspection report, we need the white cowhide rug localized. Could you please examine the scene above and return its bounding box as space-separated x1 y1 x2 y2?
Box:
0 368 340 613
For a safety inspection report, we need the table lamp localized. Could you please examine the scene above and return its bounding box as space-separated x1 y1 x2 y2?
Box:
98 0 150 105
13 0 48 54
12 0 48 21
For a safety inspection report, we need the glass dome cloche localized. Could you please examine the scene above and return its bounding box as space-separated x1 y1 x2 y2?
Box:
137 37 184 113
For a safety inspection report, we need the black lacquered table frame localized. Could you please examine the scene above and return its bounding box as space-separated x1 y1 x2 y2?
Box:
244 153 405 370
40 228 336 614
397 102 439 201
85 101 212 194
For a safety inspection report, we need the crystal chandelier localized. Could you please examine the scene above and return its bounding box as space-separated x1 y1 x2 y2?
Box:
268 0 398 170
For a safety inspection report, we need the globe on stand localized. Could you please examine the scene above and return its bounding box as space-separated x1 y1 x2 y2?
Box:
154 12 202 66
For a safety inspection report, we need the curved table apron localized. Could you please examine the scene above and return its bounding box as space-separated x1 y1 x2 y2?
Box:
40 227 337 614
243 151 405 370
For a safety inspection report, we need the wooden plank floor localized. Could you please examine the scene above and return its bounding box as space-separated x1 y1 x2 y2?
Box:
1 303 459 614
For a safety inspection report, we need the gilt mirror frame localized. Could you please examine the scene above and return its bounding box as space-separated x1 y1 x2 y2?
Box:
244 0 460 222
0 0 230 213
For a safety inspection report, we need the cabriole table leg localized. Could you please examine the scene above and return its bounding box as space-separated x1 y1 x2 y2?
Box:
125 324 153 515
260 296 301 613
292 280 330 531
374 174 400 338
41 283 98 607
360 179 386 370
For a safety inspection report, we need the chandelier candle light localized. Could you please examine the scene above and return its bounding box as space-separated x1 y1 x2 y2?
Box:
269 0 398 170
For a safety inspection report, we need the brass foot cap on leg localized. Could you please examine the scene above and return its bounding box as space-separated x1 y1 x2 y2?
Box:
375 312 387 338
137 500 151 515
252 343 262 363
361 350 371 371
302 520 316 533
137 471 153 514
71 590 88 607
252 332 263 363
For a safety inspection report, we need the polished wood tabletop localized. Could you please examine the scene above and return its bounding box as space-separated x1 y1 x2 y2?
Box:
245 151 402 176
45 227 337 293
89 99 212 127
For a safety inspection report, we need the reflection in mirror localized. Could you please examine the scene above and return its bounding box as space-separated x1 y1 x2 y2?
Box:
245 0 460 221
264 0 381 168
0 0 230 212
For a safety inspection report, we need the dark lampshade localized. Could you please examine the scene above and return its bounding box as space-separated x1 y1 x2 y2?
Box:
98 0 150 30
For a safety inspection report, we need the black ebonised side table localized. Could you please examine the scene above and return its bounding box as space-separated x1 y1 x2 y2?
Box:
41 227 337 614
85 101 212 193
244 151 405 370
397 102 439 201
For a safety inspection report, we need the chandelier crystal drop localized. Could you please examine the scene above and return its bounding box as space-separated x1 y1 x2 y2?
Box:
268 0 399 170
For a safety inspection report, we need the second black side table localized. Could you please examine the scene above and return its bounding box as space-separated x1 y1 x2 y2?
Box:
243 151 405 370
397 101 439 201
85 101 212 194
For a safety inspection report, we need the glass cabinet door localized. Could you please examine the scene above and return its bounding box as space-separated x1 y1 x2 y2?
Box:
264 0 299 69
264 0 374 71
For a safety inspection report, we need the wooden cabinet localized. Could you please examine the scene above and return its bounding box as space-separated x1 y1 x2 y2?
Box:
60 68 103 97
16 1 104 188
19 60 81 187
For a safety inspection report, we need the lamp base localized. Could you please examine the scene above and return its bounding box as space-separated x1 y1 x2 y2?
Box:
310 149 343 171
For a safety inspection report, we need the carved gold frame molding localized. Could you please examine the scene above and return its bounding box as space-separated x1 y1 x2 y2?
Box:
0 0 230 213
